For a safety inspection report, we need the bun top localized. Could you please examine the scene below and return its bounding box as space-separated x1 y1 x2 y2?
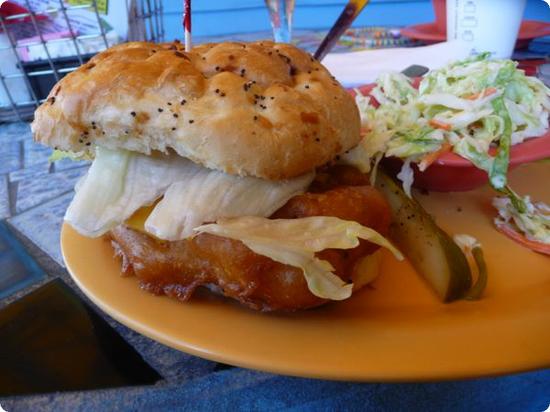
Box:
32 41 360 180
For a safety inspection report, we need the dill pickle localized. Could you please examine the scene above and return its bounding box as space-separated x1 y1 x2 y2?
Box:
375 172 472 302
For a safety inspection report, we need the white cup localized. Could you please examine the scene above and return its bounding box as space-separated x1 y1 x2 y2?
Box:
446 0 526 59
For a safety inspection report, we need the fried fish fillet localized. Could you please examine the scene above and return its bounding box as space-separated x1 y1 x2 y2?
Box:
110 167 390 311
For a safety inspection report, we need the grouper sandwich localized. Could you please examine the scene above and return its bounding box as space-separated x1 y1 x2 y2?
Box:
32 40 402 311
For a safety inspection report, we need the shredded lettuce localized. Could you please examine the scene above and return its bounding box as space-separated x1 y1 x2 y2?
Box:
396 159 414 198
453 234 482 251
453 234 487 300
488 97 512 189
195 216 403 301
493 193 550 244
49 149 93 163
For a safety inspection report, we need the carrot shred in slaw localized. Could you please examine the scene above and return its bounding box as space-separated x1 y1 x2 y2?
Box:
495 222 550 255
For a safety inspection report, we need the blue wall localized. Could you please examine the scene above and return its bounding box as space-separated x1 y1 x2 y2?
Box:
163 0 550 39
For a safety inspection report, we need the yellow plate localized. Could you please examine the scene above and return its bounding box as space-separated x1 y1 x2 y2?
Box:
61 162 550 381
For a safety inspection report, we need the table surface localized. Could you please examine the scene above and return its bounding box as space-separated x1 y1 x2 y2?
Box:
1 30 550 411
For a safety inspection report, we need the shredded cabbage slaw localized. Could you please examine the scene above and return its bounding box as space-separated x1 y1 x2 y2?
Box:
344 53 550 247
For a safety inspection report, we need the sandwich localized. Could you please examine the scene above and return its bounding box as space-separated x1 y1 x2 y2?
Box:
32 40 401 311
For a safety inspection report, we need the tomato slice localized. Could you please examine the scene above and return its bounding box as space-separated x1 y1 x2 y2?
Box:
495 222 550 256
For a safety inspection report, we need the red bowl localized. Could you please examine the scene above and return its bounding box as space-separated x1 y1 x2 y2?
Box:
352 84 550 192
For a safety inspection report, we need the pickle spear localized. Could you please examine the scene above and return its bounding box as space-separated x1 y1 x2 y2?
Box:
375 172 472 302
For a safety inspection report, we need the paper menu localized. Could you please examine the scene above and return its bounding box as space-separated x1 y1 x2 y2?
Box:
8 0 129 60
18 0 127 35
0 0 129 106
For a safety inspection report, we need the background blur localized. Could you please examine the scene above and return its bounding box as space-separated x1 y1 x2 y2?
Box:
0 0 548 122
170 0 550 38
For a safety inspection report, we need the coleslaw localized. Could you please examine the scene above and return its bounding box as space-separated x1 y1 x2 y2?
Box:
343 53 550 248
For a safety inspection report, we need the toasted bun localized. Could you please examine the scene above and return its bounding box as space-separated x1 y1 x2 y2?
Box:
31 41 360 179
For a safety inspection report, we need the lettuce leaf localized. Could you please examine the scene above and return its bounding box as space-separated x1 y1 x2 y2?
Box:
195 216 403 300
65 147 188 237
489 97 512 189
493 192 550 244
145 169 314 240
65 147 314 240
49 149 93 163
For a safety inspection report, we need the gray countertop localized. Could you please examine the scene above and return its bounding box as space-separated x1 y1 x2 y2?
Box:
2 122 88 266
